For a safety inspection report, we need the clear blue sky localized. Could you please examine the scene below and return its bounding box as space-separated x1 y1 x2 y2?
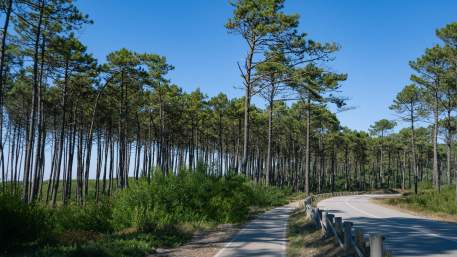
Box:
76 0 457 131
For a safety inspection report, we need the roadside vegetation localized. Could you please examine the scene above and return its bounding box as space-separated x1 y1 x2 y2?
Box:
1 0 457 256
287 208 344 257
1 170 293 257
380 183 457 221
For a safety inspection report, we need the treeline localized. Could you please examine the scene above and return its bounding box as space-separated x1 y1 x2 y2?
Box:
0 0 351 204
1 0 456 207
386 22 457 198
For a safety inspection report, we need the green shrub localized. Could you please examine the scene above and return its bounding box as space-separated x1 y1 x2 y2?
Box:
206 175 252 223
2 172 293 256
52 201 113 234
0 193 51 252
111 171 285 231
249 183 290 207
111 178 176 232
389 184 457 215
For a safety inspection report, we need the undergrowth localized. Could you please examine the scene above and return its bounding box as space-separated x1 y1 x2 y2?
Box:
0 170 292 257
387 182 457 215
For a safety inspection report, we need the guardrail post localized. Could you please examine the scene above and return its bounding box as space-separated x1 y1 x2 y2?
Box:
304 197 312 206
354 228 366 255
321 211 328 236
313 208 320 228
369 233 384 257
327 214 335 236
343 221 353 254
334 217 342 239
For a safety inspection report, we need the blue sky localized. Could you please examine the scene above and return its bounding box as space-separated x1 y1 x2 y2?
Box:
76 0 457 131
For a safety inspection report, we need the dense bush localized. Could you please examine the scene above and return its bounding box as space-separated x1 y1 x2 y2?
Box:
112 171 290 232
388 183 457 215
0 194 114 252
113 172 240 231
206 175 253 223
0 193 51 252
52 201 113 234
1 172 292 256
249 183 290 207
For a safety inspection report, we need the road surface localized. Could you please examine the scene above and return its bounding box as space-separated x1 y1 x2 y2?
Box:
213 201 299 257
318 194 457 257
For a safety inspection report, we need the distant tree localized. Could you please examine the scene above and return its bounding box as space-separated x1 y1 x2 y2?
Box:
410 45 448 191
390 84 424 193
209 93 229 175
370 119 396 187
225 0 299 174
289 64 346 194
256 49 290 185
436 22 457 202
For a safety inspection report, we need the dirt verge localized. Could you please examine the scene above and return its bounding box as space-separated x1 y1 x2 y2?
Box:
287 208 344 257
148 224 240 257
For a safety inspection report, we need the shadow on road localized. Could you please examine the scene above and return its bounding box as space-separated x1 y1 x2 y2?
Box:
344 216 457 256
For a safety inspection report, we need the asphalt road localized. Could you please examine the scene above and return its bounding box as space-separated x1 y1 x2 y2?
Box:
213 201 299 257
318 194 457 257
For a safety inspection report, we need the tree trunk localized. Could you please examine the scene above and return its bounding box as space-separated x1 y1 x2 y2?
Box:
266 93 273 185
305 96 311 195
410 105 418 194
432 94 439 191
23 0 44 203
0 0 12 191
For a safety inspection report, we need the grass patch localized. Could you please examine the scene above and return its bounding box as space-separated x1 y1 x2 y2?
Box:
380 183 457 222
287 208 344 257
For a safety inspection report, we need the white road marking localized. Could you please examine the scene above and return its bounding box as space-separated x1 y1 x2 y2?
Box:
344 197 381 218
213 233 237 257
213 203 296 257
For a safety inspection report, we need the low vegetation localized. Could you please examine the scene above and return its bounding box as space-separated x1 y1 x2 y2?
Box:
0 171 292 257
287 208 344 257
382 183 457 220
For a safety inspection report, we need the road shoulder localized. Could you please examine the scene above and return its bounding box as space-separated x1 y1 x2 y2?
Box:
371 196 457 224
287 208 344 257
149 224 241 257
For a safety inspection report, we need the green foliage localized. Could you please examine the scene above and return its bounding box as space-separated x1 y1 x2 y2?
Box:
225 0 299 37
369 119 396 137
36 234 156 257
388 184 457 215
207 175 253 223
1 173 291 256
51 201 114 234
249 183 290 207
0 193 51 252
112 171 291 232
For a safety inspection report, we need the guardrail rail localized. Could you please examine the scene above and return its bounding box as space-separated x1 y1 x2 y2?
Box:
304 193 393 257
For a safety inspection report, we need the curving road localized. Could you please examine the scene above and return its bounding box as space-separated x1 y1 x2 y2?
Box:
213 201 299 257
318 194 457 257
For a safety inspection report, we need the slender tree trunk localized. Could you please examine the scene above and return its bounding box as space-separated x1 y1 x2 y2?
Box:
432 94 439 191
241 41 255 175
410 106 418 194
446 109 453 186
52 55 69 206
23 0 44 202
305 96 311 195
0 0 13 189
266 94 274 185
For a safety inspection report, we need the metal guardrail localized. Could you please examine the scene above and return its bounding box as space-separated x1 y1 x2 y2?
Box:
304 193 392 257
